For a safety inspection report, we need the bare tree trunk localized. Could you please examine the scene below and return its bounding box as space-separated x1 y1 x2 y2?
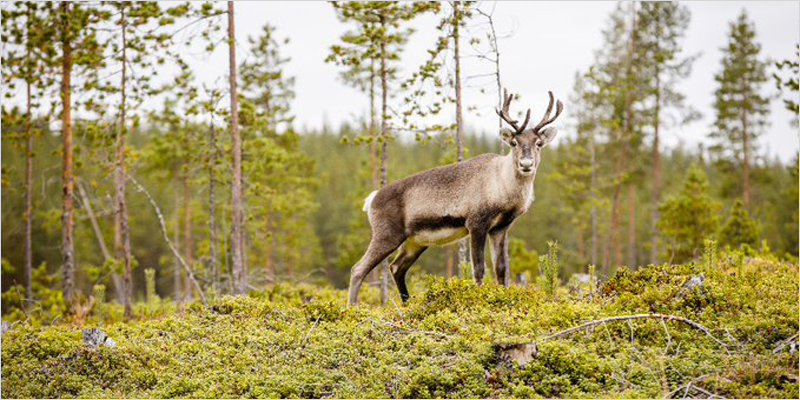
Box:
173 190 181 302
379 15 389 305
622 1 636 270
24 54 33 306
650 62 661 264
208 122 218 291
453 2 469 272
228 1 245 295
627 184 636 267
369 61 380 287
589 130 598 267
742 111 750 209
182 172 193 301
611 179 623 270
116 7 133 320
263 212 274 283
446 245 454 278
60 1 75 304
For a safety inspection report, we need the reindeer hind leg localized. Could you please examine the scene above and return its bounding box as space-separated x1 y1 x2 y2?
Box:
348 233 405 306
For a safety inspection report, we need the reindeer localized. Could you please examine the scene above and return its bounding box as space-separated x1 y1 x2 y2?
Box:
348 89 563 305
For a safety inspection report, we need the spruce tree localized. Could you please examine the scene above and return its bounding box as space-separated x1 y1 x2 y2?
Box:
657 165 720 263
634 1 697 263
719 199 759 250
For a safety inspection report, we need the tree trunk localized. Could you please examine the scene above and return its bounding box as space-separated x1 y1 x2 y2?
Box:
264 212 274 283
742 111 750 209
24 55 33 306
589 131 598 267
379 15 389 306
369 60 380 287
208 122 218 291
650 46 662 265
116 7 133 320
60 1 75 304
173 190 182 302
182 171 193 301
446 245 454 278
453 3 469 272
627 184 636 267
228 1 245 295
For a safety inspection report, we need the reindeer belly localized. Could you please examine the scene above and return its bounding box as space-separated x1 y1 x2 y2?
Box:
410 227 469 246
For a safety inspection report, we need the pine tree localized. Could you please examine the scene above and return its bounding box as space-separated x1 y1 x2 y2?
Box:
710 10 770 209
634 1 697 263
657 165 720 263
1 2 50 307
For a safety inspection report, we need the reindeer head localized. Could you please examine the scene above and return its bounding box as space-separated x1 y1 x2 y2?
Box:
496 89 563 176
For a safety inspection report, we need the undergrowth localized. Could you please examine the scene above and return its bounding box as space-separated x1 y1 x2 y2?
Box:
2 256 798 398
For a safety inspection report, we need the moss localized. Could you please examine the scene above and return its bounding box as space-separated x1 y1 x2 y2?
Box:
2 258 798 398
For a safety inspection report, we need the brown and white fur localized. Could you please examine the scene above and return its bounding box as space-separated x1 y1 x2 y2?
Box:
348 89 563 305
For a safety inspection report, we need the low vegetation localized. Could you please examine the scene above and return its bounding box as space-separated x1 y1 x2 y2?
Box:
2 249 797 399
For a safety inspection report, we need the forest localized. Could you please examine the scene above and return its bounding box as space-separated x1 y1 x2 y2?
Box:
1 1 798 398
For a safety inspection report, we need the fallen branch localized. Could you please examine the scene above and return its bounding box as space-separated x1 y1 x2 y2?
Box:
537 314 729 352
664 374 725 399
128 175 206 304
495 314 730 366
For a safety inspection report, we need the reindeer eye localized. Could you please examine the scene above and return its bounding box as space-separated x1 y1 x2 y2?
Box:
510 139 518 147
536 140 543 148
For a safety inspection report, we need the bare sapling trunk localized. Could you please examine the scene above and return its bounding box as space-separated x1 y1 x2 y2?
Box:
208 122 218 291
173 192 182 302
60 1 76 305
183 171 193 300
627 184 636 267
24 55 33 306
228 1 245 295
116 8 133 320
379 15 389 305
453 2 469 274
650 63 661 264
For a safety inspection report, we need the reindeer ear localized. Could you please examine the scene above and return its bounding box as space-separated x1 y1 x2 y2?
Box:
539 127 558 146
500 129 515 146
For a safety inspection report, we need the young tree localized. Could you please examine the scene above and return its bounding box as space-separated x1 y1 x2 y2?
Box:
1 2 49 305
710 10 770 209
49 2 110 304
634 1 697 263
657 165 720 263
719 199 759 250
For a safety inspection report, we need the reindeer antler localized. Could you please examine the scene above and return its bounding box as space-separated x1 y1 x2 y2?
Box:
532 91 564 133
496 88 531 136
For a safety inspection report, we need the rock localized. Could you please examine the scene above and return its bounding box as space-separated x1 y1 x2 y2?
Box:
1 321 14 335
493 342 537 367
682 273 706 290
82 328 116 349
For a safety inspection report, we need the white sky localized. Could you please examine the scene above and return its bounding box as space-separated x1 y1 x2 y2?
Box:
4 1 799 162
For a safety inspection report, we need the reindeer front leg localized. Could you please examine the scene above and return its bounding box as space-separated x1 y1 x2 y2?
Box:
489 228 510 286
468 221 489 284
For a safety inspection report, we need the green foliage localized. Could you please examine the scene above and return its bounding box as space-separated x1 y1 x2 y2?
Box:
537 241 560 298
508 238 538 283
719 200 759 249
657 165 720 263
2 257 798 398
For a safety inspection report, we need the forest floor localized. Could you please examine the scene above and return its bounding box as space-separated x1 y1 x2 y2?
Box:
1 257 798 398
